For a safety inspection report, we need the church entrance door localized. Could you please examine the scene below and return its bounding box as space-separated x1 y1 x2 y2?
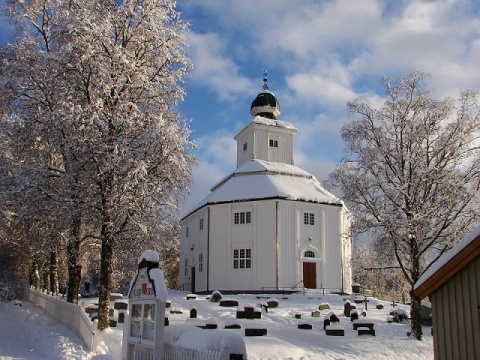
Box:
303 262 316 289
191 267 196 293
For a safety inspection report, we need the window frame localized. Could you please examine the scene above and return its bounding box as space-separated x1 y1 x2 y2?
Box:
234 211 252 225
303 212 315 225
233 248 252 269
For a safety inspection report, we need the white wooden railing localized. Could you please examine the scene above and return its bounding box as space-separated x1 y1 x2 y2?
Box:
25 288 236 360
26 287 97 352
164 343 228 360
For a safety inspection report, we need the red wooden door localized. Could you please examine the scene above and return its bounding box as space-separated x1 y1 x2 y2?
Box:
303 262 316 289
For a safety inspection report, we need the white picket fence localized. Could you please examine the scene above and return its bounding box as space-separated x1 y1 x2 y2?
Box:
25 288 234 360
26 287 97 352
164 343 228 360
127 343 227 360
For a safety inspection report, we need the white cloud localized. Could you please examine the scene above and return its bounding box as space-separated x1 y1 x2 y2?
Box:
178 0 480 216
186 32 255 100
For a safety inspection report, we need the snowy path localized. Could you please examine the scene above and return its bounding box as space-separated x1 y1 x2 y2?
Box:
0 301 91 360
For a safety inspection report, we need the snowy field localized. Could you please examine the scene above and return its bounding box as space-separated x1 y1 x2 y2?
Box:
0 290 434 359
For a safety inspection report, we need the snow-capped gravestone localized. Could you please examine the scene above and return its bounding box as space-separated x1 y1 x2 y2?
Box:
123 250 168 360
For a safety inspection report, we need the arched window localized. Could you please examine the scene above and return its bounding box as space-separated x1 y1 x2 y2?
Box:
304 250 315 258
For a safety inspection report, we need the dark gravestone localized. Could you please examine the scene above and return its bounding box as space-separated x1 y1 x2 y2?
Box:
358 327 376 336
236 309 245 319
298 323 312 330
325 325 344 336
245 328 267 336
245 306 255 320
220 299 239 307
267 299 279 308
329 313 340 323
225 323 241 329
353 321 374 330
190 308 197 318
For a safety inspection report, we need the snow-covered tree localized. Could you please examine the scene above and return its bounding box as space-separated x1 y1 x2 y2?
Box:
1 0 94 304
329 70 480 340
1 0 194 330
351 243 409 303
55 0 193 330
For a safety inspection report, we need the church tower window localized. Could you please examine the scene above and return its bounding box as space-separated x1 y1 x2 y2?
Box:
304 213 315 225
269 139 278 147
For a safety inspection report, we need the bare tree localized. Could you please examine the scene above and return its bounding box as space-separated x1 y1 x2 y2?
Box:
329 70 480 339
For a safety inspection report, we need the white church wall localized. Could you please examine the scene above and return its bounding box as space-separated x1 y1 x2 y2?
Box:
179 208 209 292
322 206 344 291
236 132 254 168
207 204 232 291
277 201 299 289
340 208 353 292
252 201 278 290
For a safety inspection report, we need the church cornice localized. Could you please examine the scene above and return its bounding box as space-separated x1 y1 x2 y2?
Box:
181 197 344 221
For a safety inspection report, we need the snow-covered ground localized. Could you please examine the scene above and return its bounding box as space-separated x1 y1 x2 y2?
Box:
0 290 434 359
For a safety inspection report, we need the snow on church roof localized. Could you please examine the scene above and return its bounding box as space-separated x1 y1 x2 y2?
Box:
252 115 296 130
184 159 343 217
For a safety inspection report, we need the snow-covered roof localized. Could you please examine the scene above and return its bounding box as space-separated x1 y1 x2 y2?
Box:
251 115 296 130
414 225 480 297
183 159 343 217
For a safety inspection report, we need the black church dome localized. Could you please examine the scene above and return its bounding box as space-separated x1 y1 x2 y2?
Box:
250 90 281 119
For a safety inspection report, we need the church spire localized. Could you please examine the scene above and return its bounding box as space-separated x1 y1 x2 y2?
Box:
262 69 269 90
250 69 281 119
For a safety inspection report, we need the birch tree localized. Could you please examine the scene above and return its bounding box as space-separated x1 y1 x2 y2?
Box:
2 0 92 303
329 70 480 340
56 0 193 330
2 0 194 330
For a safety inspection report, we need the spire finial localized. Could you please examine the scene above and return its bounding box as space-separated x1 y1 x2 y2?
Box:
262 68 268 90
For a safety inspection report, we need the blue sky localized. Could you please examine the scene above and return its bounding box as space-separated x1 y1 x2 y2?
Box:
1 0 480 216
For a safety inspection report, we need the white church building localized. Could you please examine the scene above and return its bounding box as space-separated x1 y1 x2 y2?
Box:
180 77 352 294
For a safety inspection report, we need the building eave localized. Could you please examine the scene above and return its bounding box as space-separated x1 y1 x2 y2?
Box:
414 230 480 299
181 197 344 221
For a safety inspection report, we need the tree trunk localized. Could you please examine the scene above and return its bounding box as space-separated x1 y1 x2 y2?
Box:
49 249 58 296
410 289 423 340
67 211 82 303
31 261 40 289
98 233 114 330
97 171 115 331
42 267 49 292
